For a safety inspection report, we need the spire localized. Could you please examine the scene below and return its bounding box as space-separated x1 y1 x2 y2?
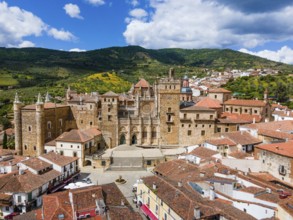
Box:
45 92 50 103
14 92 21 103
36 93 43 105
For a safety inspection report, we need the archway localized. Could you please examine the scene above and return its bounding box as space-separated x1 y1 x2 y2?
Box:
120 134 126 145
85 160 92 166
131 135 137 145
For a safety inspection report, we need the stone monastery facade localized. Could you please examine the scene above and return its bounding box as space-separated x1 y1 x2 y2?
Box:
14 68 270 157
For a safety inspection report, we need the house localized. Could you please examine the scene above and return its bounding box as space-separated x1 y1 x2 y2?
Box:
0 149 24 174
38 184 142 220
223 99 271 122
207 88 232 104
38 151 79 185
241 120 293 144
45 128 104 167
204 137 237 156
255 141 293 183
272 110 293 121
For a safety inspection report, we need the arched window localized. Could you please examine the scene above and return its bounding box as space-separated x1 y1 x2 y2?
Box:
47 121 51 129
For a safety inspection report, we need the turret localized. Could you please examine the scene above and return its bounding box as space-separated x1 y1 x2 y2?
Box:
45 92 50 103
35 93 45 156
13 92 22 155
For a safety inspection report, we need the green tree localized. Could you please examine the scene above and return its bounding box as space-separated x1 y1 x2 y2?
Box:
2 132 7 149
275 82 289 103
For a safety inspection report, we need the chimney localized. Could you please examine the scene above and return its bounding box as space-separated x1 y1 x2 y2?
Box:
19 169 24 175
253 117 255 124
152 183 157 190
121 199 125 206
200 172 205 178
178 181 182 187
194 206 201 219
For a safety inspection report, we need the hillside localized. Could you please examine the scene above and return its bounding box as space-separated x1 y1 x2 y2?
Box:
0 46 293 98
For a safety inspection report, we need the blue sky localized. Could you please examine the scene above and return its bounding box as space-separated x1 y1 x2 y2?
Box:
1 0 293 64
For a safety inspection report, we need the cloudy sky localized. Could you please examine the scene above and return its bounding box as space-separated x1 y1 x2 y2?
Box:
1 0 293 64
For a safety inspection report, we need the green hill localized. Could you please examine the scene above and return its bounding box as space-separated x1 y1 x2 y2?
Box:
0 45 293 100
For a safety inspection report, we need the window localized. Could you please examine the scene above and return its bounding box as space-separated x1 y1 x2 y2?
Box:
71 145 73 148
61 144 63 147
167 114 172 122
108 107 111 112
80 120 83 124
156 205 159 214
152 131 157 138
201 130 205 136
34 146 36 151
196 114 199 119
195 124 198 128
184 113 187 119
188 130 191 136
235 109 238 112
28 126 32 132
210 115 213 119
188 124 191 128
48 132 51 138
168 107 171 112
279 165 286 175
214 95 217 99
164 213 168 220
24 145 27 150
263 160 265 164
226 108 229 111
101 160 106 166
18 196 21 203
5 206 9 211
225 128 229 132
90 121 93 126
217 127 221 132
182 124 184 127
143 131 147 138
168 126 171 133
209 124 212 128
202 124 204 128
90 105 92 109
147 160 152 165
73 152 77 157
60 151 64 156
108 115 112 121
244 109 248 113
47 121 52 129
254 110 258 114
97 143 101 150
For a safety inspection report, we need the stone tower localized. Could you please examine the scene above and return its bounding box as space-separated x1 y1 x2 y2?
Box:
13 92 22 155
100 91 119 148
158 68 181 146
36 93 45 156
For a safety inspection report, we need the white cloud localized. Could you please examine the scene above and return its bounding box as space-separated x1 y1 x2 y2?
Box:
48 28 75 41
64 3 83 19
86 0 105 6
69 48 86 52
129 8 148 19
0 1 76 47
129 0 139 7
123 0 293 49
239 46 293 64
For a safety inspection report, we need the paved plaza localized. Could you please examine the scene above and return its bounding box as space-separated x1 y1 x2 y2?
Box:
77 166 154 217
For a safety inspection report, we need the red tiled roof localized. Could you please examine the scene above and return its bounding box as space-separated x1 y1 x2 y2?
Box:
102 91 118 97
220 112 262 123
55 129 93 143
206 137 236 146
258 129 293 140
40 151 78 167
223 131 262 145
224 99 267 107
208 88 231 93
256 141 293 158
21 158 52 172
243 120 293 132
189 147 219 158
134 78 150 88
195 97 222 109
23 102 67 110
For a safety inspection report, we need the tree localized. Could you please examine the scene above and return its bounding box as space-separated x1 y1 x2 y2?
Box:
2 132 7 149
275 82 289 103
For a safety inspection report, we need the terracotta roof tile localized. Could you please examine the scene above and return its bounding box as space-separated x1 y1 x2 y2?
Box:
208 88 231 93
102 91 118 97
243 120 293 133
223 131 262 145
189 147 219 159
256 141 293 158
55 129 93 143
206 137 236 146
21 157 52 172
195 97 222 109
23 102 67 110
134 78 150 88
258 129 293 140
40 151 78 167
224 99 267 107
220 112 262 123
